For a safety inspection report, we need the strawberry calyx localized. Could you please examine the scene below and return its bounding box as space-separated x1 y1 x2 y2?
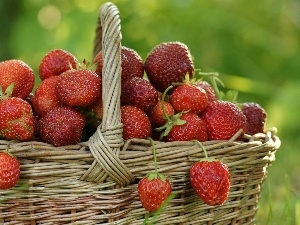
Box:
144 137 169 182
0 83 14 100
146 171 167 182
140 138 174 224
146 138 166 181
77 59 97 72
146 137 167 181
171 73 196 86
155 85 187 138
155 111 187 138
197 71 238 102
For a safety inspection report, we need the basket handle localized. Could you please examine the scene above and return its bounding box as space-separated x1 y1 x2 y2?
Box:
81 2 134 186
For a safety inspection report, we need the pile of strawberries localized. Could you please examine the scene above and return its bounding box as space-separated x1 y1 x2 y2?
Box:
117 42 267 143
0 42 267 146
0 42 268 214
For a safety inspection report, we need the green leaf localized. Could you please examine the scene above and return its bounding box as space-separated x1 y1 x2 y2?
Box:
144 192 178 225
155 111 187 138
147 172 158 181
5 83 15 96
158 173 167 181
173 118 186 126
225 90 239 102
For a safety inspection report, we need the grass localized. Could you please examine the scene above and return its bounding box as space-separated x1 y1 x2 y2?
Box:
256 135 299 225
257 175 297 225
296 201 300 225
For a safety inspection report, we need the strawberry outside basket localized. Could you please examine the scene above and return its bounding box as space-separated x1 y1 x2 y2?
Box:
0 2 281 225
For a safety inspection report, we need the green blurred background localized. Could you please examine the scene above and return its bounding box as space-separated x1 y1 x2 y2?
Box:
0 0 299 224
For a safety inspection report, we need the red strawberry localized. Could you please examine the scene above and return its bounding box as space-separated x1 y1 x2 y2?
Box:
190 160 230 206
0 95 35 141
81 99 103 141
196 80 217 103
55 69 102 107
25 92 34 106
94 46 144 83
89 98 103 120
121 105 152 140
0 59 35 99
121 77 158 112
201 100 246 140
144 41 194 93
32 76 62 117
137 138 172 212
38 106 86 147
241 102 267 135
148 100 175 128
170 83 208 114
39 49 78 80
138 176 172 212
165 112 208 142
0 152 20 190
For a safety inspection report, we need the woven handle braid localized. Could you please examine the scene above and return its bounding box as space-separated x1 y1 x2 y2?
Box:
81 2 134 186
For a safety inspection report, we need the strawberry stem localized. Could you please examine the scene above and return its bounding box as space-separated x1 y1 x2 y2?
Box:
197 71 239 102
155 85 186 138
142 192 177 225
161 85 174 123
195 140 208 159
148 137 158 176
197 72 223 100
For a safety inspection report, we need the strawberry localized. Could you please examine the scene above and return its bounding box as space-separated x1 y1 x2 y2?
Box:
0 152 20 190
31 76 62 117
196 80 217 103
25 92 34 106
37 106 86 146
138 176 172 212
190 160 230 206
170 83 208 114
0 59 35 99
138 138 172 212
164 112 208 142
89 98 103 120
201 100 246 140
0 85 35 141
55 69 102 107
39 49 78 80
121 105 152 140
148 100 175 128
241 102 267 135
94 46 144 83
144 41 194 93
121 77 158 112
81 99 103 142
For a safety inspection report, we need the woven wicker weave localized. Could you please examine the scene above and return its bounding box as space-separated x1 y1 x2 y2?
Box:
0 2 281 225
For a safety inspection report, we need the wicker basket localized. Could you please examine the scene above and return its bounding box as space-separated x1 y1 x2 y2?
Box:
0 2 281 225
